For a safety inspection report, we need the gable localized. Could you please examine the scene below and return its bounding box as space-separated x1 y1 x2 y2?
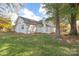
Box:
14 16 24 30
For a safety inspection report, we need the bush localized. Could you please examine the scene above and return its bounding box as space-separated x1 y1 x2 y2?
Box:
60 23 70 34
0 17 12 32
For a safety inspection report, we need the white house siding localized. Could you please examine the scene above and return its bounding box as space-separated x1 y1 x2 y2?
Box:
36 26 56 33
15 23 27 34
15 18 28 34
36 20 56 33
28 25 36 34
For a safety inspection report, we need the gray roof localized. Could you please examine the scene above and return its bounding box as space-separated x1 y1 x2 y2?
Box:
16 16 43 25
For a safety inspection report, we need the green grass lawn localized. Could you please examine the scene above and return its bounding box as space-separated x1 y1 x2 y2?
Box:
0 32 79 56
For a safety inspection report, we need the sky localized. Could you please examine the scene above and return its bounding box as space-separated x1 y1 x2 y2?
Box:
18 3 46 21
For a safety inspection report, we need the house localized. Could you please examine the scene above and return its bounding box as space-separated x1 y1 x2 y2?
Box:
36 20 56 33
15 16 55 34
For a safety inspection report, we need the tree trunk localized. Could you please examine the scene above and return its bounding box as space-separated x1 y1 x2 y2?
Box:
70 13 78 35
55 7 61 39
70 4 78 35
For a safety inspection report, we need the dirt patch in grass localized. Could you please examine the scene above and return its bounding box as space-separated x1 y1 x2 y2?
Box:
61 35 79 44
50 32 79 44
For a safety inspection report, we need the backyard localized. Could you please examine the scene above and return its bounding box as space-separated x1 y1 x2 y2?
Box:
0 32 79 56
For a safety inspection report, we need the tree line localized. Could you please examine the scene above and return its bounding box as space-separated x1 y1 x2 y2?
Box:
42 3 79 39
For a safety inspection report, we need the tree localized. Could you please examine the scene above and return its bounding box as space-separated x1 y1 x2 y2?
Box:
55 5 61 39
0 3 23 18
54 3 79 35
0 3 24 32
0 17 12 32
42 3 62 39
61 3 79 35
69 3 78 35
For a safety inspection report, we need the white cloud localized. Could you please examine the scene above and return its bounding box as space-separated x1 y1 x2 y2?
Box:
20 8 41 21
39 4 46 15
39 4 48 19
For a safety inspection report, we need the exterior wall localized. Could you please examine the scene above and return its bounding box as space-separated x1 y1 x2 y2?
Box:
36 26 56 33
15 17 56 34
37 20 56 33
15 18 28 34
28 25 36 34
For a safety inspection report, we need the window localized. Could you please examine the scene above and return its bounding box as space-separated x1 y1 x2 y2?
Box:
21 25 24 29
